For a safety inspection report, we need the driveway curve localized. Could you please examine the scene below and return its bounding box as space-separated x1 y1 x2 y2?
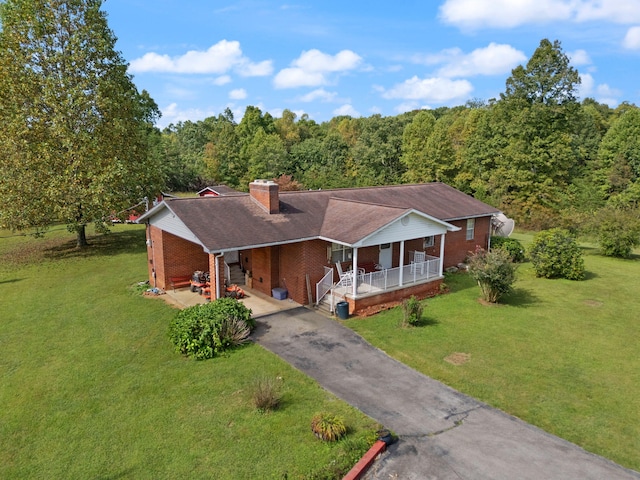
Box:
252 307 639 480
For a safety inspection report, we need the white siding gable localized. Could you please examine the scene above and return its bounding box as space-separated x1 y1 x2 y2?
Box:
355 212 448 247
151 207 204 247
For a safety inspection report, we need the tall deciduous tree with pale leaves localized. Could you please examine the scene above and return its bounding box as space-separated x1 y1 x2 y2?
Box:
0 0 163 247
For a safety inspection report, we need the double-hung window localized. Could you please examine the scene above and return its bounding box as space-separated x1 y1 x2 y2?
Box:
466 219 475 240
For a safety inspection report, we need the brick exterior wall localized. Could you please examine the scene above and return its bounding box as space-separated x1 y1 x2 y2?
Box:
441 217 491 267
146 225 208 290
251 246 280 297
349 278 443 316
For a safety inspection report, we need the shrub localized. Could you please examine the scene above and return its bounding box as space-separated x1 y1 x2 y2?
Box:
400 295 424 327
168 297 254 360
311 412 347 442
529 228 585 280
593 207 640 258
467 247 517 303
250 375 282 412
490 236 525 262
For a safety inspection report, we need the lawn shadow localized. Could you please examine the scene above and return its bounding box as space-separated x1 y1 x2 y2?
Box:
415 316 440 327
0 277 25 285
43 229 147 261
501 287 538 307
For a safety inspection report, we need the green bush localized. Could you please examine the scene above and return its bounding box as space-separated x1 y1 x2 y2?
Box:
168 298 254 360
467 247 517 303
594 207 640 258
490 236 525 262
400 295 424 327
529 228 585 280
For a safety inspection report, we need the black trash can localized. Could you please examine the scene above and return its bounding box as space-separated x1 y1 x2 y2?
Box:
336 301 349 320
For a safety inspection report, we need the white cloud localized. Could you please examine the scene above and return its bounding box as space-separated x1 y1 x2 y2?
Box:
333 104 361 117
229 88 247 100
623 26 640 49
439 0 572 28
427 43 527 77
273 68 326 88
129 40 273 76
160 103 216 127
273 49 363 89
568 49 591 65
293 49 362 72
381 76 473 103
439 0 640 29
575 2 640 23
297 88 339 102
213 75 232 86
578 73 595 97
577 74 620 106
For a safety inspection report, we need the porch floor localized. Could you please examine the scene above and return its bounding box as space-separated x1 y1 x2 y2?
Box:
162 286 301 317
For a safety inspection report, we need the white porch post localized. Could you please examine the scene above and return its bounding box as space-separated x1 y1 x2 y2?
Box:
352 247 358 297
215 254 222 299
439 233 445 276
399 241 405 286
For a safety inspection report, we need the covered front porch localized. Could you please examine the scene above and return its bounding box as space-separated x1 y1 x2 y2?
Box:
315 208 459 315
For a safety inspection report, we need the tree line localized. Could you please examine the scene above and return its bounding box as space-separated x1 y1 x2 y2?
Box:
157 39 640 233
1 0 637 250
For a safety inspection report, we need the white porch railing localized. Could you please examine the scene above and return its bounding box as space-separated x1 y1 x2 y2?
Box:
329 255 440 298
315 268 334 305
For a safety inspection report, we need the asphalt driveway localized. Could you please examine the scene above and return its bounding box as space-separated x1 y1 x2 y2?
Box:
252 307 640 480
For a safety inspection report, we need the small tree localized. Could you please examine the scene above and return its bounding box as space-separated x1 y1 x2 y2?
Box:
467 247 517 303
400 295 424 327
529 228 585 280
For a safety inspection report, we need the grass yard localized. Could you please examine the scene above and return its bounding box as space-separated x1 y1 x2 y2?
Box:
345 232 640 472
0 225 379 480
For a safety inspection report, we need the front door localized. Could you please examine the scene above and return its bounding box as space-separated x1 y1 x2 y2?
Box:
379 243 392 269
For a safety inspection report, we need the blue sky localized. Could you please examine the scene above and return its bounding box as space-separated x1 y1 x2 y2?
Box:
104 0 640 128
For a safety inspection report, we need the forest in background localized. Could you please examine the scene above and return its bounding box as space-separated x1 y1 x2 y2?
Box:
148 39 640 233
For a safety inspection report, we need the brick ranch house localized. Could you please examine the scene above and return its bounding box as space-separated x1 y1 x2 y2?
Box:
137 180 500 315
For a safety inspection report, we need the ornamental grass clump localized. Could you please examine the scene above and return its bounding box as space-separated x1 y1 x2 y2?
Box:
311 412 347 442
250 375 283 412
467 247 517 303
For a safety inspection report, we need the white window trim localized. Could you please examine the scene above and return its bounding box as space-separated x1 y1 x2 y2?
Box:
424 236 435 248
331 243 353 263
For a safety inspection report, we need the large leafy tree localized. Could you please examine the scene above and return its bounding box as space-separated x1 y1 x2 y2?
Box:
0 0 163 246
489 39 583 226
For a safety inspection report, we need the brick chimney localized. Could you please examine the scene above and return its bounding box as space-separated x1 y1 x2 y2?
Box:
249 179 279 214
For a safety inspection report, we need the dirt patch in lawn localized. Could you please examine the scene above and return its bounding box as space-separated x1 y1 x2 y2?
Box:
444 352 471 365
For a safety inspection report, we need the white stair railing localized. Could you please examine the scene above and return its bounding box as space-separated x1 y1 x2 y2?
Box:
315 268 334 305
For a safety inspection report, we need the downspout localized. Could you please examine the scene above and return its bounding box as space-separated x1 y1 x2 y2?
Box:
399 241 405 286
439 233 445 276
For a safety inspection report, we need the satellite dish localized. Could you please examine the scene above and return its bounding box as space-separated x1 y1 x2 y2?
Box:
492 213 515 237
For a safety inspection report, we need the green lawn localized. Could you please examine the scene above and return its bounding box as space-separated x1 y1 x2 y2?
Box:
345 232 640 472
0 226 378 480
